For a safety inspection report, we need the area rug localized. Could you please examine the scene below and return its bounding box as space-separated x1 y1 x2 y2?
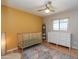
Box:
23 44 77 59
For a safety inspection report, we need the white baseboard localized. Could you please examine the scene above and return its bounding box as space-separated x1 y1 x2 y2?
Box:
7 48 18 53
72 46 78 50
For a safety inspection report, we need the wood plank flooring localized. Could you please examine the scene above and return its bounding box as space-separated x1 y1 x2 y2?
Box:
42 40 78 57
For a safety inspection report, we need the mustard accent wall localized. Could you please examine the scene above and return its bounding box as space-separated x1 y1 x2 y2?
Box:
1 6 43 50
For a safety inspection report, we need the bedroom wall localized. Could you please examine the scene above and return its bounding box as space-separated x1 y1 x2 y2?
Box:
1 6 43 50
44 9 78 49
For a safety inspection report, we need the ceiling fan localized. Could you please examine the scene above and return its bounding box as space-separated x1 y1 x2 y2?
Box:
37 1 55 13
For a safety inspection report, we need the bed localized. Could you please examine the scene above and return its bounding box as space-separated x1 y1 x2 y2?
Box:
17 32 42 49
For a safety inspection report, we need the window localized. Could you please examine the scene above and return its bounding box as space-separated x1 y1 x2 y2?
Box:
53 18 68 31
53 20 59 30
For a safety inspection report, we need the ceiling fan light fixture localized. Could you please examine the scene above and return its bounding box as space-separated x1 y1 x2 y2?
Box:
45 9 50 13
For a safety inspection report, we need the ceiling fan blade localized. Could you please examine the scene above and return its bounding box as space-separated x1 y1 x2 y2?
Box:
50 9 55 12
45 1 55 12
47 1 55 9
37 1 56 12
48 1 52 5
37 8 46 11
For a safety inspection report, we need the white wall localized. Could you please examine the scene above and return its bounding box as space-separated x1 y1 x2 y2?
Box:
44 9 78 49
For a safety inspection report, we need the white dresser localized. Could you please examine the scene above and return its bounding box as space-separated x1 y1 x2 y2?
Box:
48 32 71 47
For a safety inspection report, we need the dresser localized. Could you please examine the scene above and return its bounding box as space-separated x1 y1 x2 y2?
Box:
48 32 71 47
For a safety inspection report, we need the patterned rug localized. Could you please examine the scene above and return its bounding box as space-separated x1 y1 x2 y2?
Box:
23 44 77 59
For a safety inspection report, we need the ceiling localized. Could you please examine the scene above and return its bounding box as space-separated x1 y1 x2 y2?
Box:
2 0 78 17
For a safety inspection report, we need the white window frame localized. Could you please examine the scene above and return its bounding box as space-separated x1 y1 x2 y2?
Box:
52 18 69 32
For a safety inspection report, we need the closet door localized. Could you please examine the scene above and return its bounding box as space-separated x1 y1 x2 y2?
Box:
1 32 6 55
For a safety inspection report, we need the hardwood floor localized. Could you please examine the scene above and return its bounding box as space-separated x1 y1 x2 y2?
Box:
8 40 77 59
42 40 78 57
